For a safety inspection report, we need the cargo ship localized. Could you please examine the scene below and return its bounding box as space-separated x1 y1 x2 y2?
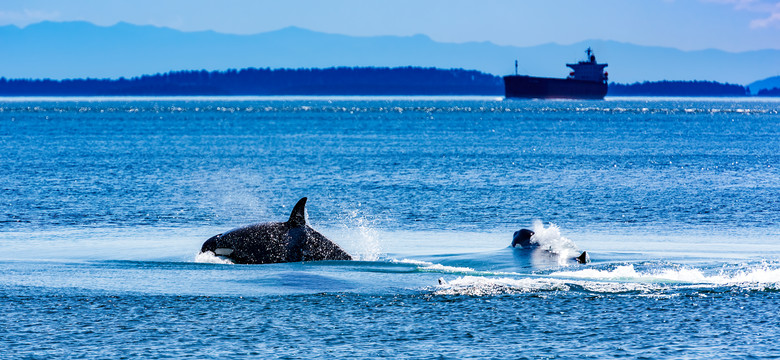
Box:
504 48 608 99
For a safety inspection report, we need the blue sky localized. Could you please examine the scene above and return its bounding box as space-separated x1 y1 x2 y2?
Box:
1 0 779 52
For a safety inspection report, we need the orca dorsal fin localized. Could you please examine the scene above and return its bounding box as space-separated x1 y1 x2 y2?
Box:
288 197 307 227
576 251 590 264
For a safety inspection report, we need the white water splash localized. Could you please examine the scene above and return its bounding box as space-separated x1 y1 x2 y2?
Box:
432 262 780 296
335 208 383 261
194 251 234 265
717 266 780 284
529 220 581 263
551 264 780 286
432 275 666 295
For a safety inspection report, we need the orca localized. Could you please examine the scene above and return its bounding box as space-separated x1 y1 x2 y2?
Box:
200 197 352 264
511 229 537 248
512 228 590 264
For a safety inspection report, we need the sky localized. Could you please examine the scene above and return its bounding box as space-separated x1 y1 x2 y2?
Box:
1 0 779 52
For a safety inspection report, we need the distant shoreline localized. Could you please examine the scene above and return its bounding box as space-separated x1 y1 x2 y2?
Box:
0 95 508 102
0 66 776 97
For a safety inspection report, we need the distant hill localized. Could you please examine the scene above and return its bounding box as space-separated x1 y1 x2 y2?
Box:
2 21 780 85
748 76 780 94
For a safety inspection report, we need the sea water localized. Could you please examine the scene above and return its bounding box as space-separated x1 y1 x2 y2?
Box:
1 96 779 359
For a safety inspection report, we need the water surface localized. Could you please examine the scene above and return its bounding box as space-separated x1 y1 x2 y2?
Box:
1 96 779 359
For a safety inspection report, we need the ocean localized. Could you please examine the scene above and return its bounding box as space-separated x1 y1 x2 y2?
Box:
1 96 779 359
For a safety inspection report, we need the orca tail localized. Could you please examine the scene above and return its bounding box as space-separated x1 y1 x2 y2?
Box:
288 197 307 227
576 251 590 264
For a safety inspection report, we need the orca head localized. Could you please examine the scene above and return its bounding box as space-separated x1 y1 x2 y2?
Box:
201 233 221 253
512 229 536 248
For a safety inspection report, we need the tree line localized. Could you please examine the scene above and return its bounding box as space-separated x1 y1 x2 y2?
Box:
607 80 751 96
756 87 780 96
0 67 503 96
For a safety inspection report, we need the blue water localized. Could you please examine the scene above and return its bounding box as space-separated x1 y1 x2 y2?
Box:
1 96 779 359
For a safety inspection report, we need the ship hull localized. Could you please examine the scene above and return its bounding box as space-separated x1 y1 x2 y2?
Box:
503 75 607 99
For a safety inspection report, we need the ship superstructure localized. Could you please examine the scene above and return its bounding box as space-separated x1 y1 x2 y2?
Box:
504 48 608 99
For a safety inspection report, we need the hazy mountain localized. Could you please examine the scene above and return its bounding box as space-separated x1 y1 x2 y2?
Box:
2 21 779 85
748 76 780 94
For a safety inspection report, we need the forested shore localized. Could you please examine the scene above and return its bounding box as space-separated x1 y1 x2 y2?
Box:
0 67 773 96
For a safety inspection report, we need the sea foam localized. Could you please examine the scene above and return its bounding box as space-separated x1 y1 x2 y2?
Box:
194 251 235 265
551 263 780 286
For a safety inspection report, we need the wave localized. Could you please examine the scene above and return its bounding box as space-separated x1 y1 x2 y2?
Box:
432 263 780 296
433 276 570 296
392 258 478 274
551 263 780 286
431 276 663 296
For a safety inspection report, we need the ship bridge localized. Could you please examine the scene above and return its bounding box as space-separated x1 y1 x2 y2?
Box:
566 48 608 83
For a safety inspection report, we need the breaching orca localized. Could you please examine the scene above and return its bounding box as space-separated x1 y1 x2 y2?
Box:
200 197 352 264
512 228 590 264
